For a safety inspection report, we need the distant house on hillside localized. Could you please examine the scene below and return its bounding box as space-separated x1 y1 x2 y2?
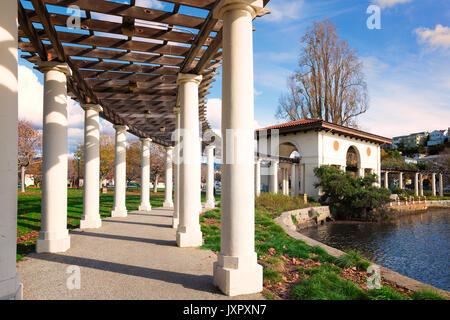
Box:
427 129 449 146
392 132 429 149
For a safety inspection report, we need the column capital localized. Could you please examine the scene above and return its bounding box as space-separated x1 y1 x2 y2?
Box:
36 60 72 76
113 124 129 133
205 144 216 150
173 107 181 115
140 137 152 143
177 73 203 86
81 104 103 113
213 0 264 19
166 146 174 151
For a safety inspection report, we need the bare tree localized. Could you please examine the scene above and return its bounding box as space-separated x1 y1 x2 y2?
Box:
126 140 141 184
150 143 165 193
276 19 368 127
18 120 41 192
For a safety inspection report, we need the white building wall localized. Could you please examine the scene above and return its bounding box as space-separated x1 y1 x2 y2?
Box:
275 131 381 199
278 131 320 198
319 131 380 177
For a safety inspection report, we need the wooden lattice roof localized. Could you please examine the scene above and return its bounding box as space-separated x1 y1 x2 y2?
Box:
18 0 270 146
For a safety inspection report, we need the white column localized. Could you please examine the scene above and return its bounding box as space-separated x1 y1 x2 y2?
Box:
213 0 264 297
291 163 298 196
36 61 71 253
439 173 444 197
138 138 152 211
270 160 278 193
111 125 128 217
163 146 174 208
399 172 403 190
300 164 305 193
173 107 181 228
384 171 389 189
80 104 103 229
176 73 202 247
282 168 288 195
414 172 419 196
204 145 216 209
0 0 23 299
431 173 436 197
419 173 424 196
359 167 365 177
255 159 261 196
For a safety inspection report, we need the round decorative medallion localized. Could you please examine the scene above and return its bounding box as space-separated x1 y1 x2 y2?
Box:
367 147 371 156
333 140 339 151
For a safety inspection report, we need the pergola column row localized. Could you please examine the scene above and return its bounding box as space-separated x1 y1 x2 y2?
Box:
1 0 267 299
383 171 444 197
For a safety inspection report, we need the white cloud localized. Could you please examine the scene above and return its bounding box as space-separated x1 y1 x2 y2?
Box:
18 65 43 127
415 24 450 50
206 98 262 136
265 0 304 22
371 0 412 9
206 98 222 134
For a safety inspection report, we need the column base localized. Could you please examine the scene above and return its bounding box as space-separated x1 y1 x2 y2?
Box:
36 230 70 253
0 274 23 300
203 201 215 210
80 217 102 229
176 227 202 247
163 201 174 209
172 217 179 229
111 207 127 217
213 254 263 296
138 203 152 212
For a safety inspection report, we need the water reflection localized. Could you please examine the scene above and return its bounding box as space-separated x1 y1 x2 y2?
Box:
301 209 450 291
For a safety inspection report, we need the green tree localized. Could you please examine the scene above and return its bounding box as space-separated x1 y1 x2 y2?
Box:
314 165 391 220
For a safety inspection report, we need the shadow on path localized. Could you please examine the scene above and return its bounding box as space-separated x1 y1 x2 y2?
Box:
103 220 172 229
30 253 220 294
70 230 176 247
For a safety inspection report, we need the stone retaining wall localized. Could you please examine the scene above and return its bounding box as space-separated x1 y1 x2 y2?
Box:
278 206 331 230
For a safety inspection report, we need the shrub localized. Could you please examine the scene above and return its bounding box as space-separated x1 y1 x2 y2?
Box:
334 250 371 271
255 193 309 214
367 287 405 300
409 289 446 300
314 165 392 220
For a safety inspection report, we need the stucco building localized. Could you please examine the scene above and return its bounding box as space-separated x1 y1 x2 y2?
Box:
255 119 392 199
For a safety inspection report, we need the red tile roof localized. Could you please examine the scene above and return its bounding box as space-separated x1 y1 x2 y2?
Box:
255 118 392 145
256 118 321 131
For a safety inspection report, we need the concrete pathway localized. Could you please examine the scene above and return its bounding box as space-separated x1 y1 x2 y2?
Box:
17 208 264 300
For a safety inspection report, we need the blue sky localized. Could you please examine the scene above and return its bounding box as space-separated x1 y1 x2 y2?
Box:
206 0 450 137
18 0 450 154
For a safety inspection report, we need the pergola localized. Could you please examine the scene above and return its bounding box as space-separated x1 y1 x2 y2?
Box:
0 0 270 299
381 166 446 197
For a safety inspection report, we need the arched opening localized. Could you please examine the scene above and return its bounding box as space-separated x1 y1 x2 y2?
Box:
346 146 360 177
277 142 301 196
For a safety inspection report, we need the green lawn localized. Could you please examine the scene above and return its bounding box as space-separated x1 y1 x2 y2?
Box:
199 193 446 300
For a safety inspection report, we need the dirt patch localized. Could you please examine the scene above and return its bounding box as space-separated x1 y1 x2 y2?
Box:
202 218 220 227
17 230 39 244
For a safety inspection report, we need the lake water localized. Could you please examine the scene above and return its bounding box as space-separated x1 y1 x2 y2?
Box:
301 209 450 291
